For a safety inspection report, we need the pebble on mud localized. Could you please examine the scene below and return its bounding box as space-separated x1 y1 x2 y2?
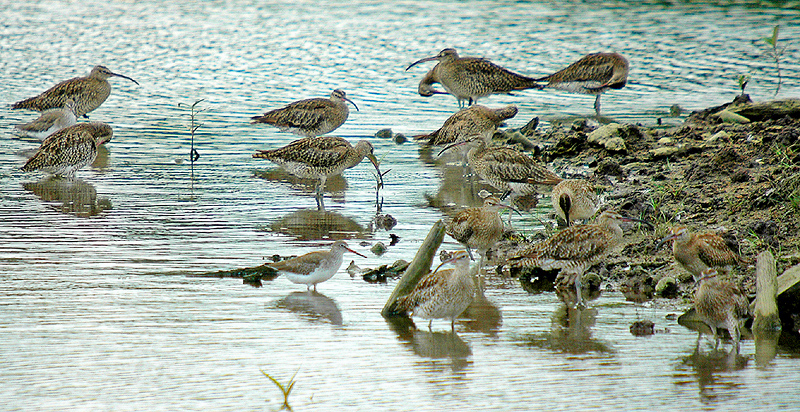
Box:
375 128 393 138
371 242 387 256
630 320 655 336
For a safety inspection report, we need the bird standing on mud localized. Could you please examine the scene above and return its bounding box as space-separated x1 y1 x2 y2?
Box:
251 89 358 137
406 48 541 107
657 226 749 280
12 65 139 118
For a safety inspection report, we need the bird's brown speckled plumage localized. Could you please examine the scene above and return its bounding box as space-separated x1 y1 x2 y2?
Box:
268 240 366 291
406 48 541 107
12 66 139 117
694 268 750 350
396 251 476 329
415 105 518 146
251 89 357 137
21 122 113 178
446 196 508 264
15 99 78 139
253 136 381 209
552 179 600 226
657 226 747 280
535 52 629 115
508 210 649 307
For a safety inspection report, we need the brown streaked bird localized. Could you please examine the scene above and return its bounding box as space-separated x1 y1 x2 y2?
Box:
414 104 518 147
551 179 600 226
12 65 139 118
396 250 476 330
253 136 381 210
14 98 78 139
20 122 113 178
446 196 515 267
251 89 358 137
406 48 541 108
535 52 629 115
268 240 367 291
657 226 748 280
694 268 749 351
440 137 563 205
507 210 651 307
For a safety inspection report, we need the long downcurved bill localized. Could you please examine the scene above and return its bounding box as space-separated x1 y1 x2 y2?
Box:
655 233 679 250
111 72 140 86
621 216 654 230
344 97 359 111
405 55 439 71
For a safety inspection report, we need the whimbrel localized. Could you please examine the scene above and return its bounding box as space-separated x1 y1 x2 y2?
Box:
446 196 514 267
694 268 749 351
551 179 600 226
414 105 518 146
20 122 113 178
406 48 541 107
657 226 747 280
268 240 367 291
440 137 562 205
14 99 78 139
535 52 629 115
12 65 139 118
507 210 651 307
253 136 381 210
396 250 476 330
251 89 358 137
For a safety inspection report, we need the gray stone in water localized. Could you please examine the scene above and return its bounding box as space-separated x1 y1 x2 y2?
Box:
376 128 393 138
655 276 678 298
393 133 408 144
371 242 387 256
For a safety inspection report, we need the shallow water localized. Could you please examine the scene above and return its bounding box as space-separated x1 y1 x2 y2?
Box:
1 0 800 410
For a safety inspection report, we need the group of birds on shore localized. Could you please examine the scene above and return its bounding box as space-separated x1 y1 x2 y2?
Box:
8 49 750 350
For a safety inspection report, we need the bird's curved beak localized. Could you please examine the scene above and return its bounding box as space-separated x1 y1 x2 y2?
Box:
621 216 654 230
501 202 523 216
367 153 383 189
344 96 359 111
406 55 439 71
437 138 475 157
111 71 140 86
344 246 367 258
655 233 678 250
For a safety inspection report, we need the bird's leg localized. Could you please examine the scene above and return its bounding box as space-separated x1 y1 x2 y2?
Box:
499 190 512 201
316 177 327 211
574 273 585 309
451 319 456 332
428 320 433 331
696 332 703 352
713 327 720 350
727 314 741 353
594 95 601 116
465 247 475 261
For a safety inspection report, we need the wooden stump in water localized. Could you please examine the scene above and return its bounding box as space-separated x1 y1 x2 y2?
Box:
752 251 780 332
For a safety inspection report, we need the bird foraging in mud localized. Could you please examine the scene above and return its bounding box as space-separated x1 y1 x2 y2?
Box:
551 179 600 226
406 48 541 107
657 226 749 280
253 136 382 211
414 104 518 147
534 52 629 115
12 65 139 118
446 196 515 268
396 250 476 330
20 122 113 178
251 89 358 137
507 210 652 308
267 240 367 291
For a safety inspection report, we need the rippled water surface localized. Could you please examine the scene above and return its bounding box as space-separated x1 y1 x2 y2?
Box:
2 1 800 410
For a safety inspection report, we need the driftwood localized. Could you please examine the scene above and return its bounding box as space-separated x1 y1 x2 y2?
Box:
187 264 279 287
752 251 780 332
729 99 800 122
381 220 445 318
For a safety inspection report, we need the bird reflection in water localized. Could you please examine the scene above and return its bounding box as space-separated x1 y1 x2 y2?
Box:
274 291 343 326
460 288 503 336
268 208 366 241
518 304 611 354
386 317 472 373
677 346 749 403
22 176 111 217
253 168 348 205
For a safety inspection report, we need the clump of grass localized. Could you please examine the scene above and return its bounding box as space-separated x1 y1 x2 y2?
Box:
736 74 750 96
262 369 299 411
178 99 206 183
762 25 788 97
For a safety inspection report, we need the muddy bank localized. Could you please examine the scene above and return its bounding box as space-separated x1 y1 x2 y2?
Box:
490 96 800 303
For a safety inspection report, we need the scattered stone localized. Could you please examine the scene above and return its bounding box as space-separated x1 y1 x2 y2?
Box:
630 320 655 336
649 146 683 160
604 137 627 153
375 128 393 138
715 109 751 124
655 276 678 298
389 234 400 246
371 242 387 256
504 130 537 150
657 137 674 145
596 158 624 177
520 116 539 136
731 168 751 183
670 104 683 117
393 133 407 144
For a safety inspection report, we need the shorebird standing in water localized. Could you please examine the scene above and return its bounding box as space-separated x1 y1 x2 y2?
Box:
507 210 651 308
693 268 749 352
20 122 113 178
657 226 748 280
268 240 367 291
551 179 600 226
251 89 358 137
406 48 541 107
253 136 382 210
414 104 518 147
15 98 78 139
446 196 515 268
534 52 629 115
12 65 139 118
396 250 476 330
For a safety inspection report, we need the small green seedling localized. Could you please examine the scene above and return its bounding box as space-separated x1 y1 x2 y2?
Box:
262 369 299 411
762 25 788 97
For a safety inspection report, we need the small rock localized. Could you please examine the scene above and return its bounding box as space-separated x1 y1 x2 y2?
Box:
707 130 730 142
655 276 678 298
375 128 393 138
604 137 627 152
650 146 683 159
371 242 387 256
630 320 655 336
657 137 673 145
596 158 624 177
520 117 539 135
587 123 623 145
392 133 407 144
715 109 751 124
505 131 537 150
669 104 683 117
731 168 751 183
346 260 363 277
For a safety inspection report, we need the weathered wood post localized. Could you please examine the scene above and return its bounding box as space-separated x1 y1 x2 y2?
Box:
753 251 781 332
381 220 445 318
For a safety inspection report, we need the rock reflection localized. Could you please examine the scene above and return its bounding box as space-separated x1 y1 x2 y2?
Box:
22 176 112 217
253 168 347 204
386 317 472 372
269 209 366 240
518 305 612 354
274 291 343 326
